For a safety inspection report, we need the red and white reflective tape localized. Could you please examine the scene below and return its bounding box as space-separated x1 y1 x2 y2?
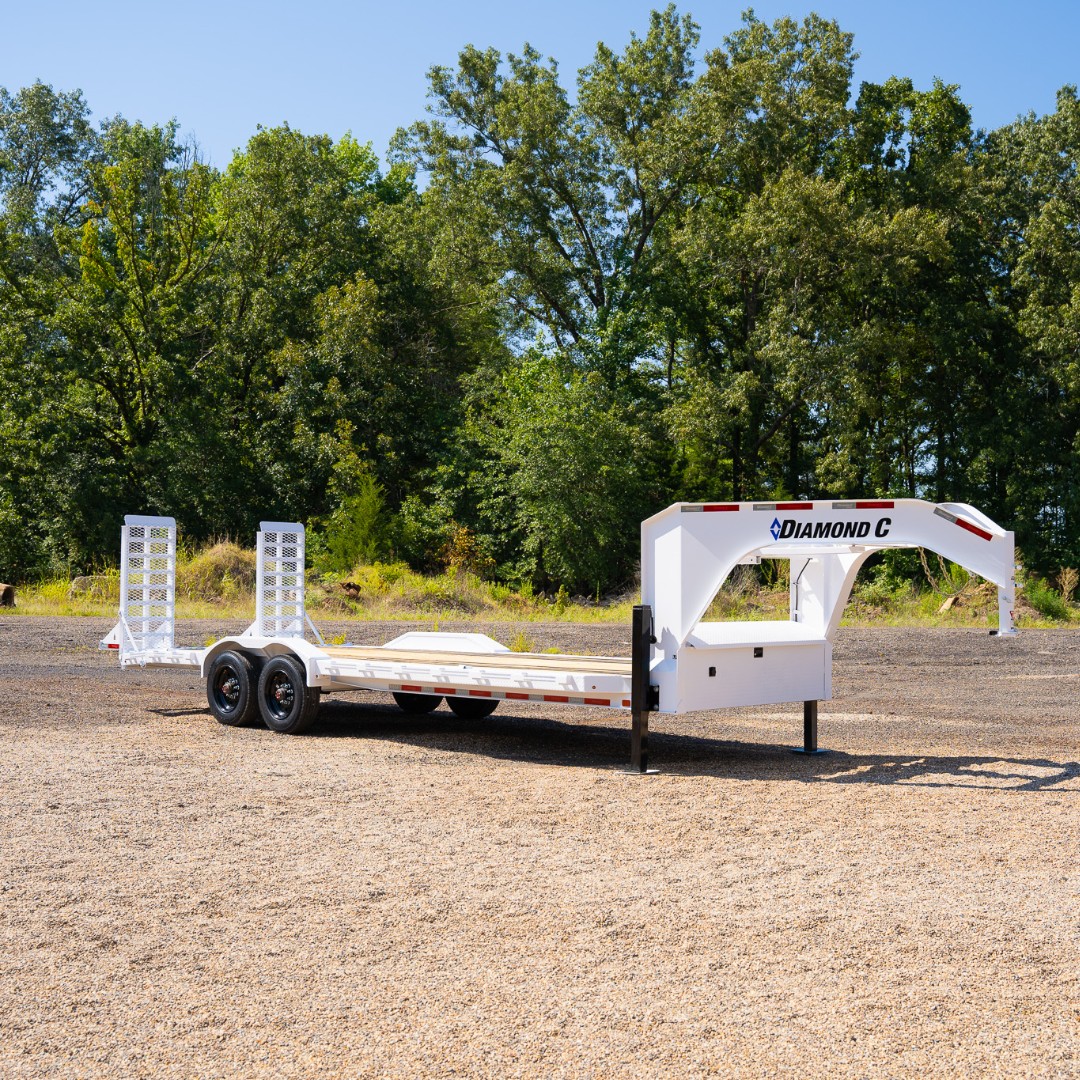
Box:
933 506 993 541
391 684 629 709
683 500 898 512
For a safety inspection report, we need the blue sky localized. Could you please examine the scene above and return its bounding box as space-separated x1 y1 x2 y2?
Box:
2 0 1077 169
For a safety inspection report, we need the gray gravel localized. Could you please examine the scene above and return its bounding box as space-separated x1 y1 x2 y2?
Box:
1 617 1078 1077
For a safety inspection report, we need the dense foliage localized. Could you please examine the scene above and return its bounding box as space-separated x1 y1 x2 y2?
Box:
2 8 1079 589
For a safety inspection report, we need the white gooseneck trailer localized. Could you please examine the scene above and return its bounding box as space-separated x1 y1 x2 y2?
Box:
102 499 1017 770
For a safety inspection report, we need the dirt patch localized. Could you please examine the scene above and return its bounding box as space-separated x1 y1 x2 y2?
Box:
1 617 1078 1077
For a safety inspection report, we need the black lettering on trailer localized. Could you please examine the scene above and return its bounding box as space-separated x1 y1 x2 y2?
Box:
783 518 883 540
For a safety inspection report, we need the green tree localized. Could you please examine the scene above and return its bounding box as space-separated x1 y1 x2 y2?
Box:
394 5 704 387
987 86 1080 569
661 11 859 498
464 353 656 591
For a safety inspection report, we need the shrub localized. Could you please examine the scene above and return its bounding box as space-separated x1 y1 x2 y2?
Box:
1056 567 1078 603
316 473 388 574
176 542 256 601
852 576 899 610
440 524 495 577
1023 577 1070 621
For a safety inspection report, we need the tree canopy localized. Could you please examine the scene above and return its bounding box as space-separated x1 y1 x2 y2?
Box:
2 8 1079 587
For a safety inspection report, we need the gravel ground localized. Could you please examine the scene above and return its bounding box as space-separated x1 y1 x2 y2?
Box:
1 616 1078 1078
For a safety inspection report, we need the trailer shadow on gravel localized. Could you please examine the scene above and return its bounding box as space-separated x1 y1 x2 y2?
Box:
310 697 1080 792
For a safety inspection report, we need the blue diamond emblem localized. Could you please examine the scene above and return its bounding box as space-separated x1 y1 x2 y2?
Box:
770 517 781 541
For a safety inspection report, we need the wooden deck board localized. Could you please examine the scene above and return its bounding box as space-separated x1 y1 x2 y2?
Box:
319 646 631 676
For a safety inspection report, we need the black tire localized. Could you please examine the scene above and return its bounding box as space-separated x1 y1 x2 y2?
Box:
207 650 260 727
446 696 499 719
392 691 443 715
257 654 321 734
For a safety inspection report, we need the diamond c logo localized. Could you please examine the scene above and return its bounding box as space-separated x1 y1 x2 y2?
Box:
769 518 892 541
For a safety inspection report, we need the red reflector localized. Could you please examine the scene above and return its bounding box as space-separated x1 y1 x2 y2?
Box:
107 642 119 650
955 518 993 541
469 689 492 697
506 692 529 700
583 697 610 706
400 684 422 693
775 502 813 510
443 688 457 695
702 504 739 512
621 699 631 708
855 501 894 509
543 695 570 703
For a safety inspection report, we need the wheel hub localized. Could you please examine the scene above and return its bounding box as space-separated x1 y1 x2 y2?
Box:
219 674 240 706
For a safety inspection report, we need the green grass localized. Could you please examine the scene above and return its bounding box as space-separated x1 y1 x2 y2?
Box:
5 542 1076 629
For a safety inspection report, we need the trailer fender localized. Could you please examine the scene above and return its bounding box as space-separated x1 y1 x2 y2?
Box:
200 636 323 681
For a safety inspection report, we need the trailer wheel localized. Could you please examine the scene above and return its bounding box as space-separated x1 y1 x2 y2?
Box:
447 696 499 719
207 651 260 727
392 692 443 715
257 654 321 734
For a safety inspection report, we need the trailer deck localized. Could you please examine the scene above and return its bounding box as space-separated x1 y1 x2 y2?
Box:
314 645 633 708
319 646 631 675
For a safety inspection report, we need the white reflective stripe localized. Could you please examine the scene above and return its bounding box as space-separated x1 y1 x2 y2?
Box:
934 505 993 541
